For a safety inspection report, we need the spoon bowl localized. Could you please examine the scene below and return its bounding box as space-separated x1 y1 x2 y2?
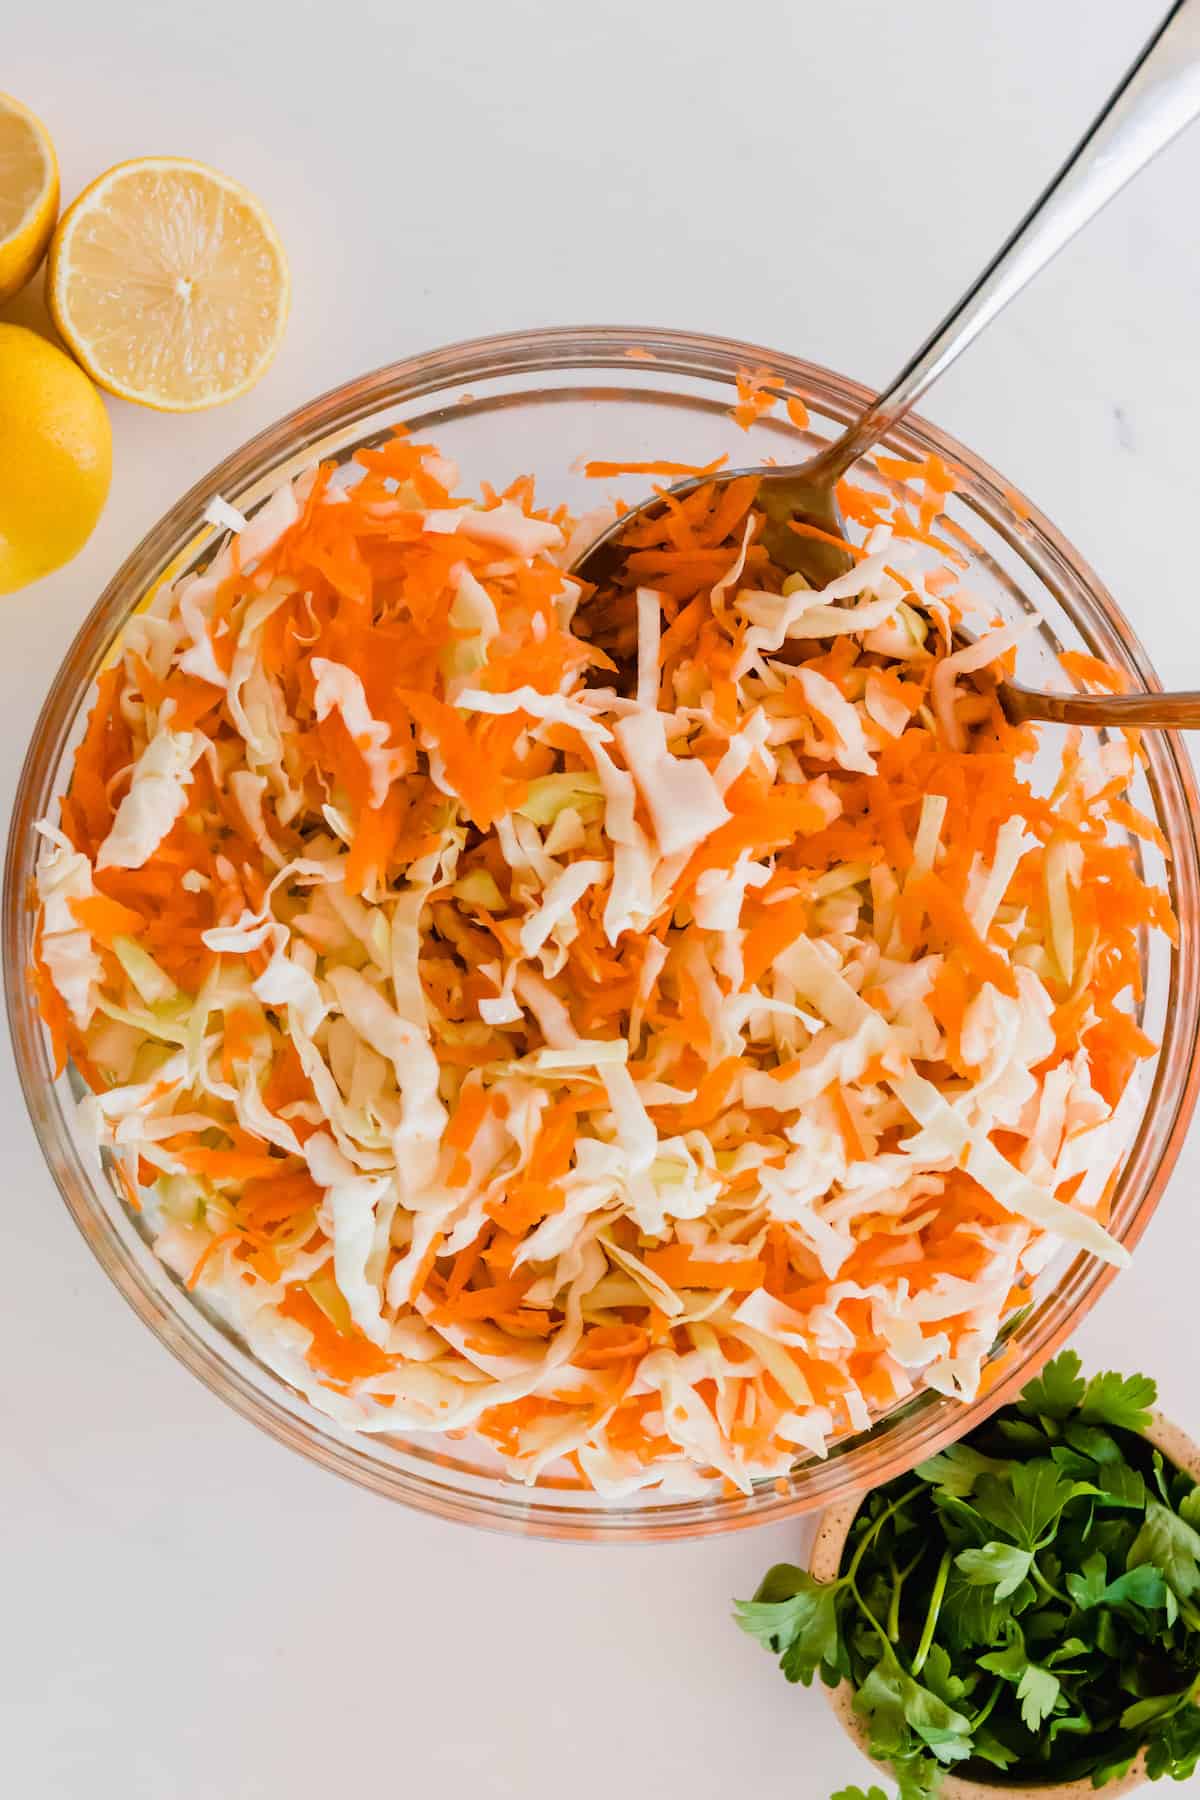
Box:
571 452 1200 728
572 455 855 592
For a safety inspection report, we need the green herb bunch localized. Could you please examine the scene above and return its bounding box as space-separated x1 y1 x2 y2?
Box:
735 1354 1200 1797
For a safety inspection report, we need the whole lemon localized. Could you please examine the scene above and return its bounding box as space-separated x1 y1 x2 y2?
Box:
0 324 112 594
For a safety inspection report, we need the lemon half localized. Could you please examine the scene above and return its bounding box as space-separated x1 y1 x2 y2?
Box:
48 156 289 412
0 93 59 302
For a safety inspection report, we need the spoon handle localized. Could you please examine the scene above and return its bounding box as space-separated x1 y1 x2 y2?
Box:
1005 683 1200 728
811 0 1200 485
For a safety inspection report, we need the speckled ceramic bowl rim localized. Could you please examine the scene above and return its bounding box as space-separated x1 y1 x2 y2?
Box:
811 1413 1200 1798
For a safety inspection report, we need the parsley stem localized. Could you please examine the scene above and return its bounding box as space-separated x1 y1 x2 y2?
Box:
886 1556 901 1642
1031 1560 1070 1606
911 1547 952 1676
843 1484 924 1587
886 1546 925 1642
971 1677 1003 1732
849 1578 894 1658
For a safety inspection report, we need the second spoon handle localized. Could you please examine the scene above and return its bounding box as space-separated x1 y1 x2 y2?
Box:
811 0 1200 486
1006 683 1200 728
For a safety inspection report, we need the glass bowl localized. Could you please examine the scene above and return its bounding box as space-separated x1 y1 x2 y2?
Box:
7 325 1200 1541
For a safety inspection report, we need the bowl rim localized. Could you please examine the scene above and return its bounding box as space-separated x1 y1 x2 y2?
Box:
7 322 1200 1541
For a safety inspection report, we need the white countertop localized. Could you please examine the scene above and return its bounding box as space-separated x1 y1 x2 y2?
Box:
5 3 1200 1795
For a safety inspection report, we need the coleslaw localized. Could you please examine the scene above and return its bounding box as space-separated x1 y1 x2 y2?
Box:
32 420 1173 1497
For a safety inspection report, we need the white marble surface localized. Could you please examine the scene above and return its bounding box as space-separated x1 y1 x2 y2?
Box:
4 3 1200 1795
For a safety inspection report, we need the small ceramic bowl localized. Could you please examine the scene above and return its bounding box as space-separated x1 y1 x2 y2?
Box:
811 1413 1200 1800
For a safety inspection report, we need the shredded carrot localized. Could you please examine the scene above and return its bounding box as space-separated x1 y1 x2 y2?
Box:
433 1276 533 1323
187 1229 240 1291
1059 650 1131 694
175 1147 292 1181
644 1247 767 1292
31 413 1171 1498
1108 797 1169 855
583 456 729 479
67 893 144 943
787 519 869 559
573 1325 651 1367
278 1286 393 1381
731 366 778 431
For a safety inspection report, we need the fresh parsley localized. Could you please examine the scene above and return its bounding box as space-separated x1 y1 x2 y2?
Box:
732 1564 839 1685
1015 1662 1060 1732
954 1542 1032 1601
914 1443 1009 1500
1080 1370 1157 1434
735 1354 1200 1797
971 1459 1080 1548
1128 1502 1200 1603
1019 1348 1086 1421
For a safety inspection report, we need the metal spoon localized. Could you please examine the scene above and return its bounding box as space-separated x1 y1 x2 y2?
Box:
573 0 1200 729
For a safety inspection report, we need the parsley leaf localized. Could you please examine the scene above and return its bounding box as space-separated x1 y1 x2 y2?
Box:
1048 1708 1093 1743
1100 1565 1169 1611
1067 1553 1168 1612
1050 1444 1097 1481
1180 1486 1200 1531
1022 1605 1070 1645
1019 1350 1085 1420
979 1637 1028 1682
890 1755 940 1800
1065 1551 1108 1610
1127 1501 1200 1602
1045 1636 1090 1670
1092 1460 1148 1510
973 1460 1079 1548
1089 1514 1141 1562
1121 1689 1193 1731
1062 1421 1123 1464
1145 1702 1200 1782
733 1564 839 1685
1091 1751 1137 1788
920 1643 970 1709
1080 1369 1157 1433
995 1417 1049 1453
940 1563 1011 1650
852 1661 911 1757
972 1729 1019 1769
915 1442 1010 1500
1017 1663 1061 1731
931 1490 989 1544
854 1662 974 1766
830 1788 888 1800
978 1633 1061 1728
954 1542 1033 1601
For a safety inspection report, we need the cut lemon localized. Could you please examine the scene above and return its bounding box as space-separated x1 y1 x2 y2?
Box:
0 93 59 303
48 157 289 412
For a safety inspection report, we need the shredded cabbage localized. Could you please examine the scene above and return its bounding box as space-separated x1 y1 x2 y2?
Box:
32 433 1168 1497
